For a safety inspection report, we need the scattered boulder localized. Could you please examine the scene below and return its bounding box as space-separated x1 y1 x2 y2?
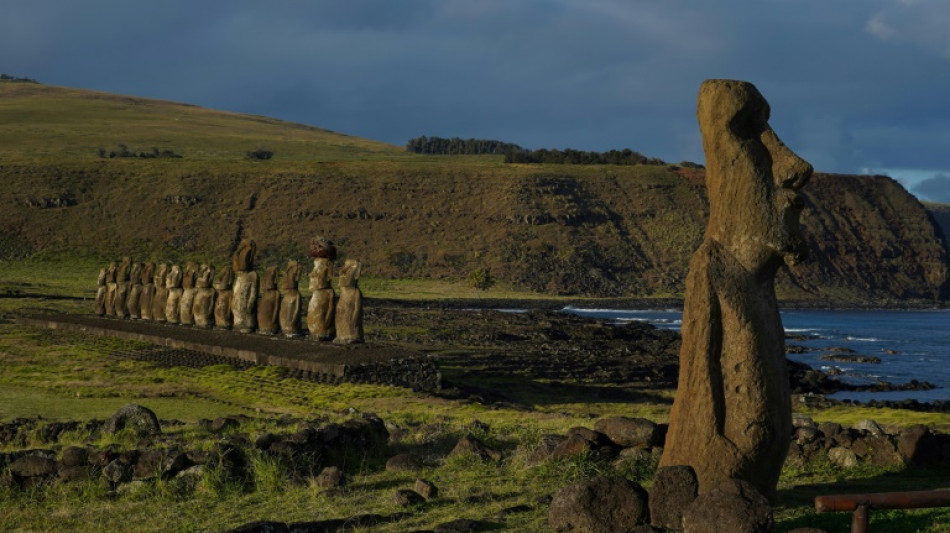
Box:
594 417 662 448
855 419 886 437
393 488 425 507
649 465 698 530
827 447 859 469
103 403 161 437
414 478 438 499
526 434 568 466
898 425 942 468
550 428 617 461
681 479 773 533
450 434 502 462
386 453 422 472
314 466 345 488
548 476 649 533
102 459 132 484
10 455 57 478
61 446 89 467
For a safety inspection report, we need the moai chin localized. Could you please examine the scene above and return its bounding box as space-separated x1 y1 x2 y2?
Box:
127 262 144 319
659 80 813 500
192 264 216 328
307 237 337 341
334 259 364 344
94 267 107 316
114 257 132 318
140 262 156 320
179 261 198 326
151 264 169 323
231 239 259 333
104 262 118 316
214 265 235 329
279 260 302 337
164 264 184 325
256 266 281 335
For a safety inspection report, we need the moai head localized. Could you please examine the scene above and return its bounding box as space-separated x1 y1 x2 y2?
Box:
117 257 132 282
106 262 118 283
142 263 155 284
130 262 143 285
154 263 168 286
261 266 279 290
214 265 234 290
182 261 198 289
97 268 107 287
338 259 361 289
697 79 813 270
196 264 215 289
310 258 333 290
232 239 257 272
309 236 337 260
282 260 300 290
166 265 183 289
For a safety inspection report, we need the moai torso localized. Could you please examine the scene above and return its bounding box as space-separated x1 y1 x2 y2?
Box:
659 80 812 500
151 264 169 323
231 239 258 333
114 257 132 318
279 260 302 337
192 264 216 328
127 262 144 319
257 266 281 335
94 267 107 315
164 264 183 325
308 258 336 341
140 262 156 320
104 262 118 316
334 259 363 344
214 266 234 329
179 261 198 326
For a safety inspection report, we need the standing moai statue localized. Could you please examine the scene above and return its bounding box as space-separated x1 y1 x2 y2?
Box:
94 267 107 315
164 264 183 325
127 262 144 319
192 264 216 328
179 261 198 326
231 239 259 333
334 259 364 344
307 237 337 341
659 80 813 499
214 265 235 329
104 261 118 316
257 266 281 335
140 262 156 320
114 257 132 318
151 264 169 323
279 260 302 337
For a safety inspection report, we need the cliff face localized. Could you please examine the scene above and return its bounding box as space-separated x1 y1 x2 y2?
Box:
1 162 946 303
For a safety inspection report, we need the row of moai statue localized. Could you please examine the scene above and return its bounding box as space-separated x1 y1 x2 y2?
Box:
92 237 363 344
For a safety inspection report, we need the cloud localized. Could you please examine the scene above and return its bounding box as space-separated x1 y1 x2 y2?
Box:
865 0 950 59
912 173 950 203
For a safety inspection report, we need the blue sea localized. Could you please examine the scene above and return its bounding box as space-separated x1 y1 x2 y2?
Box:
561 307 950 403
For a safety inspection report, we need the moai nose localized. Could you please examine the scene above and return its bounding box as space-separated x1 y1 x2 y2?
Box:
761 128 812 189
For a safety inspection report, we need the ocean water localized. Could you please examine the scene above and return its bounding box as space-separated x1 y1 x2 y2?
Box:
561 306 950 403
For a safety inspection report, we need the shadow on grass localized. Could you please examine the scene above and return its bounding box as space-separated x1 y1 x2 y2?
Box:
776 465 950 532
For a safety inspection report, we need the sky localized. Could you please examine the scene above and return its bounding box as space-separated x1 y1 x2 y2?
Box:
3 0 950 203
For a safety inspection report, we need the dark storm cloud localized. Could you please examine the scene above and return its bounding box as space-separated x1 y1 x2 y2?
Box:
3 0 950 186
913 174 950 204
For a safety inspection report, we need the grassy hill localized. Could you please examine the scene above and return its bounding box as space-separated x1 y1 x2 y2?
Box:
1 81 947 304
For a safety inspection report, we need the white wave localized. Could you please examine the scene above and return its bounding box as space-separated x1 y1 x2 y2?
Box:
847 336 881 342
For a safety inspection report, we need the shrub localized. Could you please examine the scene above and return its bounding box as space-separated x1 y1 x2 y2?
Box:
468 268 495 291
246 148 274 160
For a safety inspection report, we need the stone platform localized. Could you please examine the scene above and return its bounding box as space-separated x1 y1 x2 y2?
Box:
17 314 441 392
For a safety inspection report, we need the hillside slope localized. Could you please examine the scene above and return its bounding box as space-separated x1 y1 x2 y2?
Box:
1 83 947 303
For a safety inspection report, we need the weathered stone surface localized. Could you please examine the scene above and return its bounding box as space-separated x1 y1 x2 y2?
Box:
595 416 661 448
58 465 93 482
103 403 161 437
414 478 438 499
61 446 89 467
140 262 155 320
865 435 900 467
898 424 941 468
232 269 259 333
179 261 198 326
114 256 132 318
10 455 57 478
393 488 425 507
279 260 302 337
127 261 144 319
450 434 502 462
102 459 132 484
256 266 281 335
386 453 422 472
214 265 234 329
681 478 773 533
309 236 337 260
314 466 345 488
856 419 886 437
164 264 183 325
193 264 216 328
828 447 859 469
334 259 363 344
548 476 649 533
308 257 335 341
649 465 698 530
94 267 107 315
151 264 169 323
661 80 812 498
550 428 617 461
104 261 118 316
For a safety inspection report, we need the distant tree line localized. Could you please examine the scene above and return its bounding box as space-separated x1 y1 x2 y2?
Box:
405 136 525 155
0 73 39 83
504 148 666 166
97 144 182 159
